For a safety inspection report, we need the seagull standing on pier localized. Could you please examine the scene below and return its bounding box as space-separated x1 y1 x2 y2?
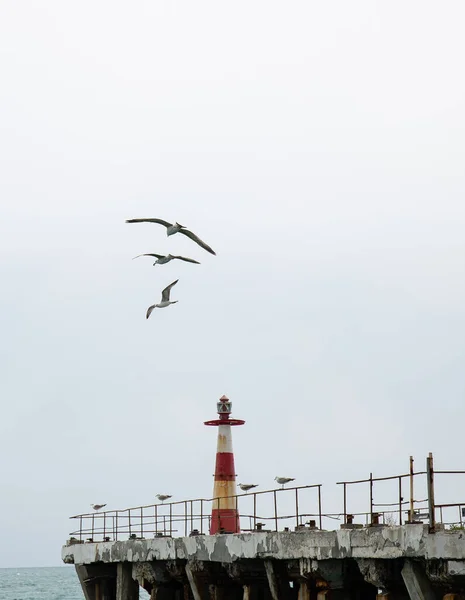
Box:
274 477 295 489
91 504 106 511
125 218 216 255
238 483 259 493
132 253 200 266
146 280 179 319
156 494 172 503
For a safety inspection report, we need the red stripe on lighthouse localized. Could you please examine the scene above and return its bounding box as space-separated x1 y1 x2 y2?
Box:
214 453 236 480
210 509 240 534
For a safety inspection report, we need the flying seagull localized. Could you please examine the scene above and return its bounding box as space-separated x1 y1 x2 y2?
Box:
125 218 216 255
274 476 295 489
238 483 259 493
156 494 172 503
146 280 179 319
91 503 106 511
133 253 200 266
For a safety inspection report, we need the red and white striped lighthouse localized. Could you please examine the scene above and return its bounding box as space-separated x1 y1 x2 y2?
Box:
204 395 245 534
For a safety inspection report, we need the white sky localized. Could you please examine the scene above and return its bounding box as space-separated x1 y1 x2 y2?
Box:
1 1 465 568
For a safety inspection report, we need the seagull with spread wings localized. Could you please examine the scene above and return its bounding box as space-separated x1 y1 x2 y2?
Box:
132 253 200 266
146 280 179 319
125 218 216 255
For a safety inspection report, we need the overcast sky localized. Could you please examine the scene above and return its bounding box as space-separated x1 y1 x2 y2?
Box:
1 1 465 568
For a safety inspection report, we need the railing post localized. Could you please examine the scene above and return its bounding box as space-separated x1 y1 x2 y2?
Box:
140 507 143 538
273 490 278 531
427 452 436 532
398 476 403 525
154 504 158 536
103 513 106 541
115 511 118 541
185 501 188 536
318 485 322 530
369 472 373 523
200 500 204 534
169 503 173 536
409 455 414 522
295 488 299 528
253 493 257 530
91 514 95 540
128 509 131 537
343 483 347 524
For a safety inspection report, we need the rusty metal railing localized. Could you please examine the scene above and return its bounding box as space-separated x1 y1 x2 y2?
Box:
68 484 323 543
67 455 465 544
336 458 428 527
336 455 465 531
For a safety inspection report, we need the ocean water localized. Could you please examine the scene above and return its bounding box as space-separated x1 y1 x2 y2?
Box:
0 566 150 599
0 567 83 600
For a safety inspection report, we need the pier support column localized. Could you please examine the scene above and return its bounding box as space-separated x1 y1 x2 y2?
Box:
76 566 97 600
186 563 204 600
401 560 435 600
117 562 139 600
297 581 311 600
265 560 291 600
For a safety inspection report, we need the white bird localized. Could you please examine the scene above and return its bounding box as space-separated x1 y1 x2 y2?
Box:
91 504 106 511
156 494 172 503
238 483 259 493
275 477 295 489
133 253 200 266
146 280 179 319
125 218 216 255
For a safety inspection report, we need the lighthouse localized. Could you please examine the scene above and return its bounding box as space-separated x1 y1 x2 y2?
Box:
204 395 245 534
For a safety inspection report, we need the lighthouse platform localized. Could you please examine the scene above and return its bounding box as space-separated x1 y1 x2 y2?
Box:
63 524 465 600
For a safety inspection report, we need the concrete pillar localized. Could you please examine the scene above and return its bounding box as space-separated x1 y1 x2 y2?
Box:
297 582 311 600
75 565 98 600
186 563 204 600
401 560 435 600
116 562 139 600
265 560 291 600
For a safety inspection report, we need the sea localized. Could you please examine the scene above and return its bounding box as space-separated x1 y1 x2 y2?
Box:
0 566 150 599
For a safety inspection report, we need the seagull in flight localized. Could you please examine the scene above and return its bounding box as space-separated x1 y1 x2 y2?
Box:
133 253 200 266
156 494 172 503
146 280 179 319
91 503 106 511
125 218 216 255
274 476 295 489
238 483 259 493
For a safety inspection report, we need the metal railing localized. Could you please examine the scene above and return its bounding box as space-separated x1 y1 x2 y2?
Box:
336 455 465 531
336 456 428 527
67 455 465 544
68 484 323 543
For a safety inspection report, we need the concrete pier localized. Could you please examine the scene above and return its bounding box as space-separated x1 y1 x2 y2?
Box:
63 524 465 600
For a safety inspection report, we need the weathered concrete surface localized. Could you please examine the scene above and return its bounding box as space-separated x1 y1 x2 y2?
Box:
62 525 465 566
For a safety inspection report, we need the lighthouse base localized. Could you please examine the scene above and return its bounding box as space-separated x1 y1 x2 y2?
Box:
210 508 240 535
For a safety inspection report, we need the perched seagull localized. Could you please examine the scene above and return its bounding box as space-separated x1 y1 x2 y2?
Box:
146 280 179 319
133 253 200 266
125 218 216 255
91 504 106 511
156 494 172 503
275 477 295 489
238 483 259 493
